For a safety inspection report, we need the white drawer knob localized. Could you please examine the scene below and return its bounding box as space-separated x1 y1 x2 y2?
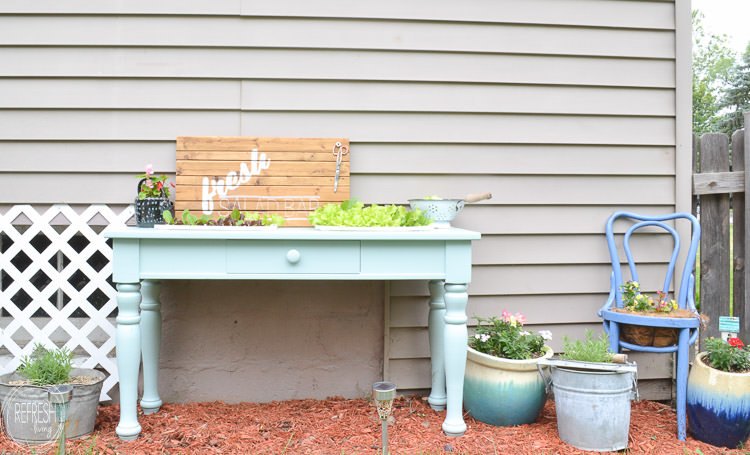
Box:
286 249 301 264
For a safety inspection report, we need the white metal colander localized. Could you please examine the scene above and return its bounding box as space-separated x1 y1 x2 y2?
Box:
408 199 465 227
408 192 492 227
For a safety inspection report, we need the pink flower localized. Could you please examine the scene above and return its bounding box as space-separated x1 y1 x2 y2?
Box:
145 178 153 188
501 310 511 322
145 163 154 177
515 313 526 325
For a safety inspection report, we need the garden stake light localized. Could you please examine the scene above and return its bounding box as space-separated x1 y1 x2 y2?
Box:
47 384 73 455
372 381 396 455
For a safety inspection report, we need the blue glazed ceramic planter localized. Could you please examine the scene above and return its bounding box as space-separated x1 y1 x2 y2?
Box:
463 345 553 426
687 352 750 449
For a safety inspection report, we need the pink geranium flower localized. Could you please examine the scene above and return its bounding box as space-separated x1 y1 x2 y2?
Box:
145 163 154 177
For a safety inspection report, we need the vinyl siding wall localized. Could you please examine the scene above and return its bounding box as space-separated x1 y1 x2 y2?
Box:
0 0 688 399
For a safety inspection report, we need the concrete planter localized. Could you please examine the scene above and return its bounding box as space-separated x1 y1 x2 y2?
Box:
463 345 553 426
0 368 105 444
687 352 750 448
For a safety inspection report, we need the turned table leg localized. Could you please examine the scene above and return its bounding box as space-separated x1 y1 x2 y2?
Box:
140 280 163 415
427 280 447 411
442 283 468 437
115 283 142 441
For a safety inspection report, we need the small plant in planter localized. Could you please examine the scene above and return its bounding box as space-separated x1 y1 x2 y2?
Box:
687 337 750 448
162 208 286 227
463 311 553 426
538 331 637 452
0 344 105 444
614 281 699 347
135 163 174 228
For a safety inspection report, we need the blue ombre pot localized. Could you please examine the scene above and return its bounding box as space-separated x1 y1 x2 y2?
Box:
687 352 750 449
463 345 553 426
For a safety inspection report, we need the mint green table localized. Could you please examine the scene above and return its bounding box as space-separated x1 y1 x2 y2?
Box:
105 227 480 440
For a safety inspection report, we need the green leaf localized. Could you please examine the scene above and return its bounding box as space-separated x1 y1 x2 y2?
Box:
262 213 286 226
162 210 174 224
18 343 73 386
341 199 361 211
308 200 431 227
182 209 192 224
231 208 241 221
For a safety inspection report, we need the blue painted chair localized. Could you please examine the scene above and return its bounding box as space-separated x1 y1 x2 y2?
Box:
598 212 701 441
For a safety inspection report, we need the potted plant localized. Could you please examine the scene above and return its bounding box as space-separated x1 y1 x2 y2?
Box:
135 163 174 227
463 311 553 426
162 208 285 227
538 331 637 452
687 336 750 448
0 344 105 444
614 281 699 347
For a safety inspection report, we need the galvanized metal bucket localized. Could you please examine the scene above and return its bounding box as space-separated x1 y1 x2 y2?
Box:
0 368 105 444
538 359 637 452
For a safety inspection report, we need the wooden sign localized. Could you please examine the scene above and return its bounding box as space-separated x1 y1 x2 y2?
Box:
175 137 350 226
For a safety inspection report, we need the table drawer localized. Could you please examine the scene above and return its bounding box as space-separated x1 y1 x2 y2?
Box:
226 240 361 274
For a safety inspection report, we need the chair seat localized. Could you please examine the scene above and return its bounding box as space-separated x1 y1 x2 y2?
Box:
601 309 701 329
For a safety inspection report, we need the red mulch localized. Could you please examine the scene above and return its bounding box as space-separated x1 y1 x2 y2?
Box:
0 398 744 454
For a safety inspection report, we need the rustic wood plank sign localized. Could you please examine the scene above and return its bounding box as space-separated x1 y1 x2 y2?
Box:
175 137 350 226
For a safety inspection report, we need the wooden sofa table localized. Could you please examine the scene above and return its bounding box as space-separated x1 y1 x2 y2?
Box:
105 227 480 440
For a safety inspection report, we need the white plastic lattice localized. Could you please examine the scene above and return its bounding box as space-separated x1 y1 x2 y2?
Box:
0 205 134 400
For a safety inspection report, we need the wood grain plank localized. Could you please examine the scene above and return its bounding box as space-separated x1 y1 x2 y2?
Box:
177 150 337 161
742 127 750 340
692 171 744 195
699 133 731 343
176 136 347 151
176 161 348 176
176 175 347 186
177 185 349 200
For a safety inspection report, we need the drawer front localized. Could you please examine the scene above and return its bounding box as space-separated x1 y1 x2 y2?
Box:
226 240 361 274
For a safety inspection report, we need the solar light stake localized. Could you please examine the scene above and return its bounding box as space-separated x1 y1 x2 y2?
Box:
47 384 74 455
372 381 396 455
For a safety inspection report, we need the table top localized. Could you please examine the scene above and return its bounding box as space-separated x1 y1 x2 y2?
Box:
104 226 481 241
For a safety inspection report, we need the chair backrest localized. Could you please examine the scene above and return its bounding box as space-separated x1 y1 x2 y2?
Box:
606 212 700 310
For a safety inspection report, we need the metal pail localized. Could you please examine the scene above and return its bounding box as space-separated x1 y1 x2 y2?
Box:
0 368 105 444
539 359 637 452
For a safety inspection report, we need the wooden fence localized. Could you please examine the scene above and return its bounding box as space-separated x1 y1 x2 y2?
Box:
693 128 749 342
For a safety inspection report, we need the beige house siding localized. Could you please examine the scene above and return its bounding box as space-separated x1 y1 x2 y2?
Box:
0 0 687 400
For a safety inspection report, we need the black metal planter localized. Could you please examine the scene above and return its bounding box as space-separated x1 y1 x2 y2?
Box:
135 179 173 227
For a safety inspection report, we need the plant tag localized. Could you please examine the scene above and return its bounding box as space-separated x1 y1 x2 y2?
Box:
719 316 740 341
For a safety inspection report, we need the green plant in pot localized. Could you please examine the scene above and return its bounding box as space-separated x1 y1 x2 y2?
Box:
135 163 174 227
463 311 553 426
0 344 106 444
538 331 637 452
687 337 750 448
